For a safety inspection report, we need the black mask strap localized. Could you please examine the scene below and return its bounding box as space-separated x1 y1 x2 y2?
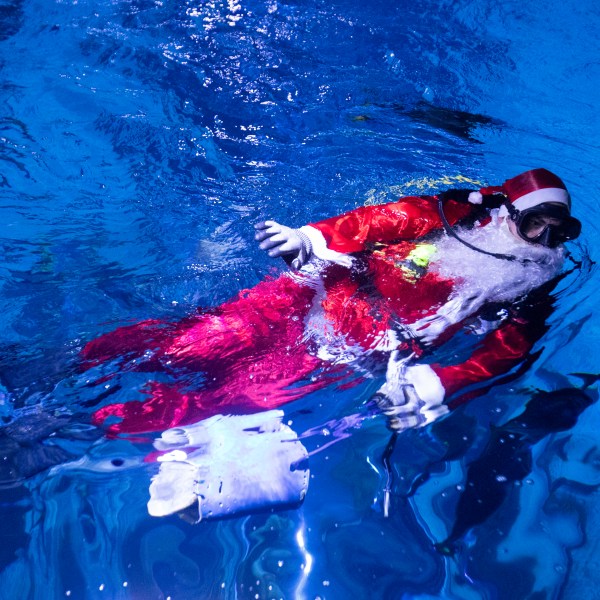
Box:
502 198 521 222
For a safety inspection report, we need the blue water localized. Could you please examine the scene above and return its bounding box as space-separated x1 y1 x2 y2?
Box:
1 0 600 598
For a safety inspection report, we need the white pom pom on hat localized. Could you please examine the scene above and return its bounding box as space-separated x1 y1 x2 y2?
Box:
467 191 483 204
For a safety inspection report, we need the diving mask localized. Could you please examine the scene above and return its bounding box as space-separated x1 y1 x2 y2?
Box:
504 201 581 248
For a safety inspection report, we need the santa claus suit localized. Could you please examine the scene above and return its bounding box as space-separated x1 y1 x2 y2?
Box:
83 191 564 435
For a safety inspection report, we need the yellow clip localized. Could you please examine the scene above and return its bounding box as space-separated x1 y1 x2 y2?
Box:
406 243 437 268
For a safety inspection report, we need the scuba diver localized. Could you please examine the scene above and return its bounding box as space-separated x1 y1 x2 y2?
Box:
79 168 582 520
253 167 581 431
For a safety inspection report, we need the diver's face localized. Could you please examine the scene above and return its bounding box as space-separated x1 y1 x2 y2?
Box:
505 202 581 248
519 214 565 240
506 213 564 243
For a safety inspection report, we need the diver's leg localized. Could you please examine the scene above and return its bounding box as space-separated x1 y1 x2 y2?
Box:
92 341 335 435
81 319 176 366
162 275 316 371
92 380 214 435
82 274 315 373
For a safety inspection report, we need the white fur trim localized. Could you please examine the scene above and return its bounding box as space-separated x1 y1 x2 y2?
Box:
299 226 354 268
403 364 446 408
468 191 483 204
513 187 570 211
377 360 448 429
499 187 570 216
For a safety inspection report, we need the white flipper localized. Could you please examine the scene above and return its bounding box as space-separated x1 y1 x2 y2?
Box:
148 410 309 520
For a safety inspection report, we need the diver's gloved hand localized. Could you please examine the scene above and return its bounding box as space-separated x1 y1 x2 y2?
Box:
373 351 448 431
254 220 312 270
147 410 309 521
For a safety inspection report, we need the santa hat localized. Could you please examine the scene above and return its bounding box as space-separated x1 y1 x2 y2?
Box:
468 168 571 214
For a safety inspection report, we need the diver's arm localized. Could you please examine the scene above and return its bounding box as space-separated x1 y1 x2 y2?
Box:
430 318 537 403
374 315 542 431
428 265 560 408
430 289 554 408
300 195 473 263
256 195 474 268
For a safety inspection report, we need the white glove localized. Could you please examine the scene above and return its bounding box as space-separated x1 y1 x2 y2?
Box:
147 410 310 521
374 351 447 431
254 220 312 269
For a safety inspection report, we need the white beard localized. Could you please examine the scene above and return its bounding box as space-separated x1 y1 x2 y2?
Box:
408 215 564 344
431 215 564 301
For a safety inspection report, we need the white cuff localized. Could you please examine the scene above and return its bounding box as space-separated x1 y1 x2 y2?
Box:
403 364 445 408
376 360 448 429
299 226 354 268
